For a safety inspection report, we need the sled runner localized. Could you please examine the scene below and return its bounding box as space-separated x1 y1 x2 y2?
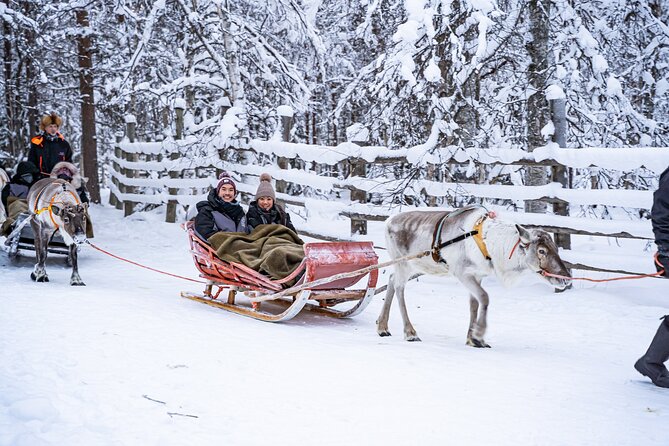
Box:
5 212 69 258
181 221 378 322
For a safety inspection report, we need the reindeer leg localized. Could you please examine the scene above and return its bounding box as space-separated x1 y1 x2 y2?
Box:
376 274 395 337
30 221 50 283
467 296 479 346
396 280 420 342
69 244 85 286
460 275 490 348
391 266 420 342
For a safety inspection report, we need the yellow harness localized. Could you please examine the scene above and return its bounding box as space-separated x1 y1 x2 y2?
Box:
33 184 81 230
472 214 492 261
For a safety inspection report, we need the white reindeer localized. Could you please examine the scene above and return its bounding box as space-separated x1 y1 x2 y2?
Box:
28 178 88 285
377 207 571 347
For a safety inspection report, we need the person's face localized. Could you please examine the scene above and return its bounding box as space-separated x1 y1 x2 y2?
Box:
45 124 58 135
258 196 273 211
218 184 236 202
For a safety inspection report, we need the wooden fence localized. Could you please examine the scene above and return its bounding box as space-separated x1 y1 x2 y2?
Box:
108 112 669 276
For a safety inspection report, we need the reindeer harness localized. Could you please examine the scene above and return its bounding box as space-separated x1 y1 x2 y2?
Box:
33 182 81 230
431 207 493 265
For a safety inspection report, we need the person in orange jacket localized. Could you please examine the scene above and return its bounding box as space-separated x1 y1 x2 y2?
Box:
27 113 73 179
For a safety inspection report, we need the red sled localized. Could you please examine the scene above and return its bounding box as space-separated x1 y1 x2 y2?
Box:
181 221 378 322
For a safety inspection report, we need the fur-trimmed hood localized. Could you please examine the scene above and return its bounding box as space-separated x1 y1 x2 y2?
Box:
50 161 87 189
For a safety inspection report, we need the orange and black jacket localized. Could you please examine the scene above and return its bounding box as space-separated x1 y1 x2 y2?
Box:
27 133 73 179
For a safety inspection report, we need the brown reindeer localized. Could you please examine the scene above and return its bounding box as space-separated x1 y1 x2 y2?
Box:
28 178 88 285
378 207 571 347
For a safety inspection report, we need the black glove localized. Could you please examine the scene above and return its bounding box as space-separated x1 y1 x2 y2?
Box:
655 254 669 278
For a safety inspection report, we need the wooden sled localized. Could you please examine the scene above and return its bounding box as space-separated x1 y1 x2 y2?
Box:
181 221 378 322
5 212 69 258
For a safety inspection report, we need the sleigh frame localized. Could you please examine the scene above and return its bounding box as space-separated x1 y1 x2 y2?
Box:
5 212 69 259
181 222 378 322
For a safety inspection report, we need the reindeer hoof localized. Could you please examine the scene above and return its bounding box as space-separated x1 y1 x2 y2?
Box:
71 281 86 286
406 335 422 342
378 330 392 337
31 272 49 282
467 338 491 348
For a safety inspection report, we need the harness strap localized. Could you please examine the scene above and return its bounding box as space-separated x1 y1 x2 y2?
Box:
431 206 485 264
473 214 491 260
431 212 452 262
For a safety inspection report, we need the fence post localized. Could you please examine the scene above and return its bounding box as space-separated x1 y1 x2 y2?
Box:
166 100 185 223
346 123 370 235
123 115 137 217
350 158 368 235
109 131 124 208
275 105 293 194
551 98 571 250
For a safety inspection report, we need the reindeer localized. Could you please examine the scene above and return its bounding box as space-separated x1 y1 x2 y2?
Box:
0 167 9 226
28 178 88 285
377 207 571 347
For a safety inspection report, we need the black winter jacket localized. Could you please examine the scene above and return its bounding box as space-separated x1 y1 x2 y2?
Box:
193 189 248 240
246 201 297 234
1 161 40 209
28 133 73 178
653 166 669 254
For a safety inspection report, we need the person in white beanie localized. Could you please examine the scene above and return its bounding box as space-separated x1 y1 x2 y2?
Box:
246 173 296 234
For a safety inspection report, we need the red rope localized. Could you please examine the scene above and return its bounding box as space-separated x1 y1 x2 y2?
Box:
542 252 666 283
85 241 207 284
508 238 522 259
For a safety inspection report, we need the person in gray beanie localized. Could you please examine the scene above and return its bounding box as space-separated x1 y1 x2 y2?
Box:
246 173 296 234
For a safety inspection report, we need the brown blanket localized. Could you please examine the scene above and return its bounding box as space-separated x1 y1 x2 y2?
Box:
208 224 305 283
1 197 28 236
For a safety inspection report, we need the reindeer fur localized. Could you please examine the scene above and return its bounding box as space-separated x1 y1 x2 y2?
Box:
377 208 570 347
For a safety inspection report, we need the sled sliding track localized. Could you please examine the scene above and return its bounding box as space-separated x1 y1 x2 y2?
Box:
181 222 378 322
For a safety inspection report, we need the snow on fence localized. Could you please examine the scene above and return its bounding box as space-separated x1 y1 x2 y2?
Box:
108 115 668 275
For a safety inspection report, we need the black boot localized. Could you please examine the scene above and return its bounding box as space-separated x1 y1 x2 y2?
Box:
634 316 669 388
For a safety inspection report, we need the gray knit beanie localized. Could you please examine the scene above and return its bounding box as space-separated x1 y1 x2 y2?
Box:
255 173 276 201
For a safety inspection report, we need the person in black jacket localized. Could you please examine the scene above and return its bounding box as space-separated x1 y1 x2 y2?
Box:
634 166 669 388
27 113 73 178
652 166 669 276
0 161 40 235
50 161 89 204
246 173 296 234
1 161 40 210
193 171 248 240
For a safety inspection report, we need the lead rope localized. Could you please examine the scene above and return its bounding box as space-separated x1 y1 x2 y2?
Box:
247 249 433 303
85 240 208 284
540 252 665 283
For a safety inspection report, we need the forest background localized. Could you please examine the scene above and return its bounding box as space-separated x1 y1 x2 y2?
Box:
1 0 667 206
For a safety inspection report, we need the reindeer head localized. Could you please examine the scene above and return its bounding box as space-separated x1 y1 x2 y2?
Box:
52 203 88 245
516 225 571 290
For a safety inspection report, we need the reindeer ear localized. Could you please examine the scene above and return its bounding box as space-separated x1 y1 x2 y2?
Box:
516 224 532 245
82 176 89 184
51 205 62 216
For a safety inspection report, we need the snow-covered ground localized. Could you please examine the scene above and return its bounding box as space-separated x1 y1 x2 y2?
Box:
1 198 668 446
